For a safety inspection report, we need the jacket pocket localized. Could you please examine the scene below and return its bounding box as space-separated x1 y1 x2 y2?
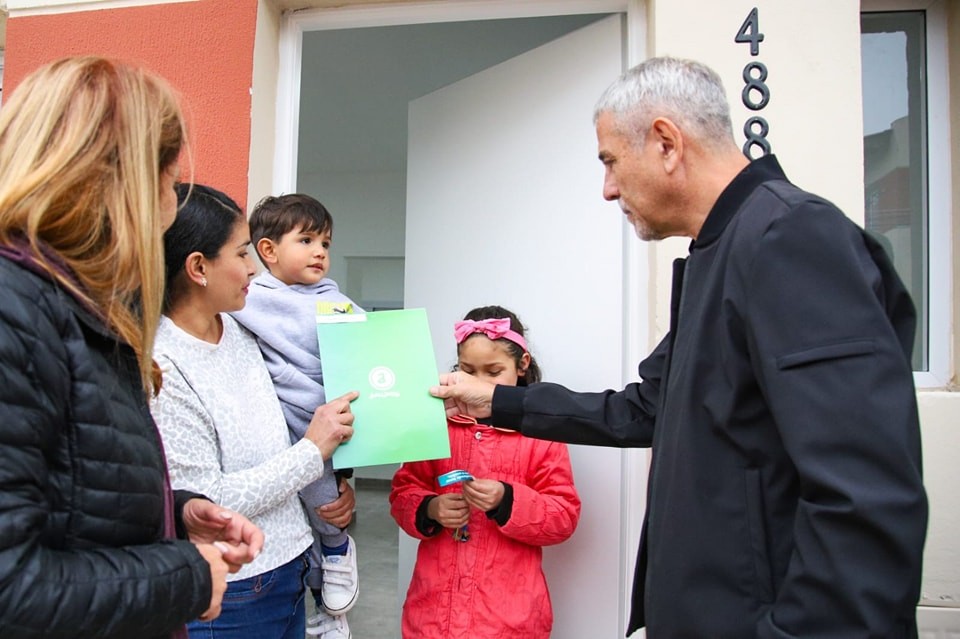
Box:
744 468 775 603
775 339 875 370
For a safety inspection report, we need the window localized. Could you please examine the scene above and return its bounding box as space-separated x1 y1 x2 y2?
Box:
861 0 952 387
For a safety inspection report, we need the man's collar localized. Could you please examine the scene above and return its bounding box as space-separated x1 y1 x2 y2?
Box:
691 154 787 250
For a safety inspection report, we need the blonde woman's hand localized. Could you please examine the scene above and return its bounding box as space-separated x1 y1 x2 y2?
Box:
195 543 230 621
304 391 358 460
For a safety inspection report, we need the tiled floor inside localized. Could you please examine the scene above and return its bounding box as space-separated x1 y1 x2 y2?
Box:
306 479 400 638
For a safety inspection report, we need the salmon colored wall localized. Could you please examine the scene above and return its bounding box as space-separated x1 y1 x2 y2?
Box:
3 0 259 209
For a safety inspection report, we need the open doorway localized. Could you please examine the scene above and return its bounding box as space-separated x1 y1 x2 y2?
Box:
296 14 609 315
293 10 634 639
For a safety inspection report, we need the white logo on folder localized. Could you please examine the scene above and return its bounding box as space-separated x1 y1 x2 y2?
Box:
368 366 396 391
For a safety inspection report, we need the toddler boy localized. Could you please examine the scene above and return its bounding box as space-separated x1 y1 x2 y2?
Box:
232 193 360 638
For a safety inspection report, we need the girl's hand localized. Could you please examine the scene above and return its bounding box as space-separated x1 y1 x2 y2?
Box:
428 493 470 529
462 478 505 512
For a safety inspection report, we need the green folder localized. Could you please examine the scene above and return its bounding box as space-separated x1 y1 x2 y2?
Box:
316 308 450 469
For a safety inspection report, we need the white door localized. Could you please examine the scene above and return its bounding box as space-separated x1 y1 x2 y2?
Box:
404 15 632 638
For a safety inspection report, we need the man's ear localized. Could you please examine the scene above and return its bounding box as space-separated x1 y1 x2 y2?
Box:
651 116 684 174
256 238 279 265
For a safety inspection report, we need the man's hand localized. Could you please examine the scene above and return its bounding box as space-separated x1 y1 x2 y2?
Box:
429 371 495 419
182 499 264 572
462 478 505 512
316 477 356 529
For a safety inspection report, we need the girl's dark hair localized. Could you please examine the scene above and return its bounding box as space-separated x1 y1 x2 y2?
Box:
458 305 541 385
248 193 333 267
163 183 244 311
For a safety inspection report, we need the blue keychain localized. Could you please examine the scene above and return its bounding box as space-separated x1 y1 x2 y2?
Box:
437 470 474 542
438 469 474 487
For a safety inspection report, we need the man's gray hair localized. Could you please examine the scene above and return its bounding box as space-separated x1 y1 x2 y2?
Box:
594 56 735 149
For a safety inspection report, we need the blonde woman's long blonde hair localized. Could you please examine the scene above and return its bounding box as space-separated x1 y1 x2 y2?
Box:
0 56 186 394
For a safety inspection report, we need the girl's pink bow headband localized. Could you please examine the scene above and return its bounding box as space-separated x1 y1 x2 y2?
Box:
453 318 528 352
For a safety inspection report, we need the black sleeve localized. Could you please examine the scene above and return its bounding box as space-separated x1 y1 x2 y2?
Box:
490 336 667 448
414 496 442 537
484 482 514 526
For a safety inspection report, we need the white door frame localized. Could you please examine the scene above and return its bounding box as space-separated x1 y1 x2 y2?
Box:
274 1 650 634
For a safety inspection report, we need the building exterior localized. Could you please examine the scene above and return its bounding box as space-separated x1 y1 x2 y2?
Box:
1 0 956 636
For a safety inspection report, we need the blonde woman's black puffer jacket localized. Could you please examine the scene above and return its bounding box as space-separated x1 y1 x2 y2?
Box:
0 253 211 638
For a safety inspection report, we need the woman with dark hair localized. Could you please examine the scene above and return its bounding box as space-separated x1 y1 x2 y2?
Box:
152 184 358 639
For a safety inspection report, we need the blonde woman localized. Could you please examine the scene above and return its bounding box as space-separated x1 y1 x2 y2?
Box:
0 57 262 639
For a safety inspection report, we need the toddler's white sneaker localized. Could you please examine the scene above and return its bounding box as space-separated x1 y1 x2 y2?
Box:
306 609 350 639
320 535 359 615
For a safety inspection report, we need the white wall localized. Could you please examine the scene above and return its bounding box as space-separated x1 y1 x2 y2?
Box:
918 394 960 607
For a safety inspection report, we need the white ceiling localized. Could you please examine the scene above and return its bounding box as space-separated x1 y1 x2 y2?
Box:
296 14 608 177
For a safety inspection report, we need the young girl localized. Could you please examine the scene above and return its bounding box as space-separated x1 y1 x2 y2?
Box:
390 305 581 639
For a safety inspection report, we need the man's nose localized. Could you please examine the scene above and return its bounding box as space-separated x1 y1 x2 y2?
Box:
602 175 619 201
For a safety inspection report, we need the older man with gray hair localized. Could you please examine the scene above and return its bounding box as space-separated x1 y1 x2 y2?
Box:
431 56 927 638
